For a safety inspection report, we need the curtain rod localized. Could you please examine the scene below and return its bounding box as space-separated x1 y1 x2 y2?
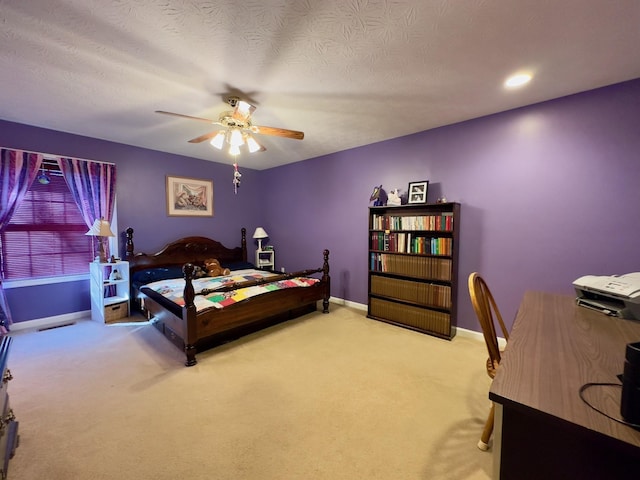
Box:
1 145 115 166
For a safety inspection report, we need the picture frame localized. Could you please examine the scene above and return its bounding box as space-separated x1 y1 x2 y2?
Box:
407 181 429 204
166 175 214 216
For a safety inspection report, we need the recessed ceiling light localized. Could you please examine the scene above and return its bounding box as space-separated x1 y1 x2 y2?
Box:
504 73 532 89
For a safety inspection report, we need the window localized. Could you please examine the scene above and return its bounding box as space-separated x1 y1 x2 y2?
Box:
0 160 93 280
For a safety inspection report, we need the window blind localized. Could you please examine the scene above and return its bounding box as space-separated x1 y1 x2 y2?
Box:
1 165 93 280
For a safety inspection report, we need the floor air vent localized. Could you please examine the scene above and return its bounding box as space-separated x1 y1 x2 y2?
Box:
38 322 76 332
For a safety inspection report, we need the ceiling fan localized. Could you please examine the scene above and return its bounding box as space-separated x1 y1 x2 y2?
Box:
156 96 304 155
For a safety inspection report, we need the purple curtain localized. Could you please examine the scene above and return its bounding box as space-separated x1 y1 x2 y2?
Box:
58 158 117 259
0 148 43 332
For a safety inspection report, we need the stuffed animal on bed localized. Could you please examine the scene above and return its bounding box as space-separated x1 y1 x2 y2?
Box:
191 265 208 278
203 258 231 277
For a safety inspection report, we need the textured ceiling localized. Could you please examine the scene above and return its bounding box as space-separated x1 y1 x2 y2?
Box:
1 0 639 170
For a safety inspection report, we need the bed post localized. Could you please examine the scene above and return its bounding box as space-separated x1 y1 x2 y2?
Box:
322 249 330 313
241 227 247 262
182 263 198 367
125 227 134 258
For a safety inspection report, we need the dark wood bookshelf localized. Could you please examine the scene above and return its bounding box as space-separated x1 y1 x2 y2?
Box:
367 202 460 339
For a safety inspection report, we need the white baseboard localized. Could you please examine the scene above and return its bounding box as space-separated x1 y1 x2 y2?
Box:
455 327 486 343
328 296 505 346
328 296 368 311
9 310 91 333
11 298 361 333
10 300 505 348
454 325 507 348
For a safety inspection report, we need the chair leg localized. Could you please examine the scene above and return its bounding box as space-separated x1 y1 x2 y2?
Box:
477 403 495 451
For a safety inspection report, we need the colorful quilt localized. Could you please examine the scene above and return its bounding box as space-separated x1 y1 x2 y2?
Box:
144 269 319 312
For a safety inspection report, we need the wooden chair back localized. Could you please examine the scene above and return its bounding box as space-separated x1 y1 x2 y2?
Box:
468 272 509 376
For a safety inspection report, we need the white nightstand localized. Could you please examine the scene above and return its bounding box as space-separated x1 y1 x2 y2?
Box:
89 261 130 323
255 249 275 270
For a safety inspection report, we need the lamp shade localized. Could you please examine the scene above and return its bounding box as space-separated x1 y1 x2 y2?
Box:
210 131 225 149
86 219 115 237
252 227 268 239
228 128 245 147
245 134 265 153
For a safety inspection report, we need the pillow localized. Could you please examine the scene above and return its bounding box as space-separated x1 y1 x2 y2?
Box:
132 266 185 285
223 261 256 271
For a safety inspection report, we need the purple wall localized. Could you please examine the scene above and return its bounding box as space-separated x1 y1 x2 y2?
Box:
6 280 89 321
1 122 265 321
262 79 640 332
3 79 639 331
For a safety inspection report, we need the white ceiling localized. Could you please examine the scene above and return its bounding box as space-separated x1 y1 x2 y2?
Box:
1 0 639 170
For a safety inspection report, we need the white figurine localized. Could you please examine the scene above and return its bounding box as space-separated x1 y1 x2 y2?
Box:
387 189 402 206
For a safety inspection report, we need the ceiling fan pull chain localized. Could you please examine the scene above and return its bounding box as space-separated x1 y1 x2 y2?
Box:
233 163 241 194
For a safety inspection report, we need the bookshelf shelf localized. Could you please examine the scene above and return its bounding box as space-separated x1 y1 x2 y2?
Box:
367 203 460 339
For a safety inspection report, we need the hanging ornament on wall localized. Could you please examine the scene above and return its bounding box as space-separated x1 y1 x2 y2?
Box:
233 163 242 194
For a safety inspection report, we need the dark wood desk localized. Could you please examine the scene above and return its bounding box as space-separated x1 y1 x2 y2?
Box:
489 291 640 480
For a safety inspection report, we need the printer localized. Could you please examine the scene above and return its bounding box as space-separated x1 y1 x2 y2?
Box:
573 272 640 320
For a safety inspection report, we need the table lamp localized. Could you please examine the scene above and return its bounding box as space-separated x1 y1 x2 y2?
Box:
86 218 115 263
252 227 269 251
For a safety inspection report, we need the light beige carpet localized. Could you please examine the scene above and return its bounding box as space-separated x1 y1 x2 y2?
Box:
7 305 493 480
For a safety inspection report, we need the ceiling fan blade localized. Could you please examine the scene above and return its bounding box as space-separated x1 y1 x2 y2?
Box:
188 131 222 143
155 110 217 124
232 100 256 122
250 125 304 140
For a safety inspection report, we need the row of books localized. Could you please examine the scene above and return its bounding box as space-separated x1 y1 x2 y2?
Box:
370 232 453 256
369 298 451 337
371 276 452 309
370 253 452 281
371 213 454 231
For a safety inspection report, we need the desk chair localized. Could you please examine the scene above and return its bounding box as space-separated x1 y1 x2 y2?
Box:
468 272 510 451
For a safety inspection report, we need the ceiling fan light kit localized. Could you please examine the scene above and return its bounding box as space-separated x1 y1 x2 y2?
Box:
156 96 303 157
209 126 264 156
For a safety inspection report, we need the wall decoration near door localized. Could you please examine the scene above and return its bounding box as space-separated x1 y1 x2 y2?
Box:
166 175 214 216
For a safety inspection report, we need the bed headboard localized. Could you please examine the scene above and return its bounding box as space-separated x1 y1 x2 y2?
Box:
125 227 247 273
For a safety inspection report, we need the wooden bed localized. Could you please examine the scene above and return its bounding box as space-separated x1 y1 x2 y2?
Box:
125 227 330 366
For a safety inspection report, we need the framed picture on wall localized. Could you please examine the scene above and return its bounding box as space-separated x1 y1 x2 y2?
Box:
407 181 429 204
166 175 214 216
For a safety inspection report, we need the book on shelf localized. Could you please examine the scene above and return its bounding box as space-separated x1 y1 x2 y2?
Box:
371 276 452 309
370 232 452 256
371 213 454 232
369 252 452 281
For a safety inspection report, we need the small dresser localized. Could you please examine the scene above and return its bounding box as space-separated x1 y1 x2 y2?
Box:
0 337 18 479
